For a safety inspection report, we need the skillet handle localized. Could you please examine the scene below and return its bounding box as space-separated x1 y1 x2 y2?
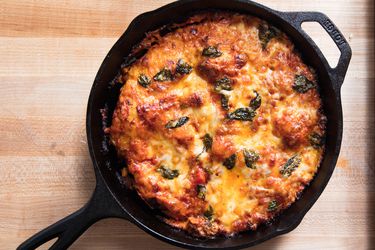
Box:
281 11 352 90
17 176 128 250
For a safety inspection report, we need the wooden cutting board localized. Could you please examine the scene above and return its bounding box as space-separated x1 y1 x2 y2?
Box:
0 0 373 249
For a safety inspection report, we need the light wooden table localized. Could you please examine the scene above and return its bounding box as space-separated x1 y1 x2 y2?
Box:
0 0 373 249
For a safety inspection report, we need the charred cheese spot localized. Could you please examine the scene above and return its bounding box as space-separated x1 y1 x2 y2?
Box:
109 11 326 237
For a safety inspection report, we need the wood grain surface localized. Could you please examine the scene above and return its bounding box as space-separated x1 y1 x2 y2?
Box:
0 0 374 249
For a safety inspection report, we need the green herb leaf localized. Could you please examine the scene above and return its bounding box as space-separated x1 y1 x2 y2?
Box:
202 46 222 58
250 91 261 110
214 77 233 92
309 133 324 149
157 165 179 179
280 155 301 177
165 116 189 129
292 75 316 93
137 73 151 88
196 133 213 159
153 68 173 82
268 200 278 211
176 59 193 75
204 205 214 221
227 107 256 121
202 133 213 151
243 149 260 169
258 23 281 49
223 154 237 170
197 184 206 200
220 94 229 110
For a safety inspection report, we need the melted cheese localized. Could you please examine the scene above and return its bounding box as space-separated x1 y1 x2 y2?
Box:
109 12 326 237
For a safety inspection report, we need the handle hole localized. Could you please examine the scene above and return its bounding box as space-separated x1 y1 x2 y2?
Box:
35 237 58 250
301 22 341 68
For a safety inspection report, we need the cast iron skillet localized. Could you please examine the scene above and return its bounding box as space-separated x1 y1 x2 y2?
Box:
18 0 352 249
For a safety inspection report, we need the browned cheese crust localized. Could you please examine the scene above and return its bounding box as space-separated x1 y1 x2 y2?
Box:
108 12 326 237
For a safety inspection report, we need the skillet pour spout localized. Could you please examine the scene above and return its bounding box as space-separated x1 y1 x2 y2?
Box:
18 0 351 249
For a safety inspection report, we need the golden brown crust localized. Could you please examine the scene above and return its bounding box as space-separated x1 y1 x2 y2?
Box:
109 11 326 237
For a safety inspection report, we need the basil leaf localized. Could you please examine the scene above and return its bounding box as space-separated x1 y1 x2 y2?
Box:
243 149 259 169
214 77 233 92
250 91 261 110
280 155 301 177
292 75 316 93
268 200 278 211
176 59 192 75
258 23 281 49
153 68 173 82
220 94 229 110
196 133 213 159
227 107 256 121
202 46 222 58
204 205 214 221
309 132 324 149
202 133 213 151
223 154 236 170
165 116 189 129
157 166 179 179
197 184 206 200
137 73 151 88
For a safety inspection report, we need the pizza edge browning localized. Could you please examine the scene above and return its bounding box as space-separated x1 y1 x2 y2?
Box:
108 11 326 237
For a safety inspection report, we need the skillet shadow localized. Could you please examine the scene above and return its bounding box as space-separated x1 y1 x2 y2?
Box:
366 0 375 249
